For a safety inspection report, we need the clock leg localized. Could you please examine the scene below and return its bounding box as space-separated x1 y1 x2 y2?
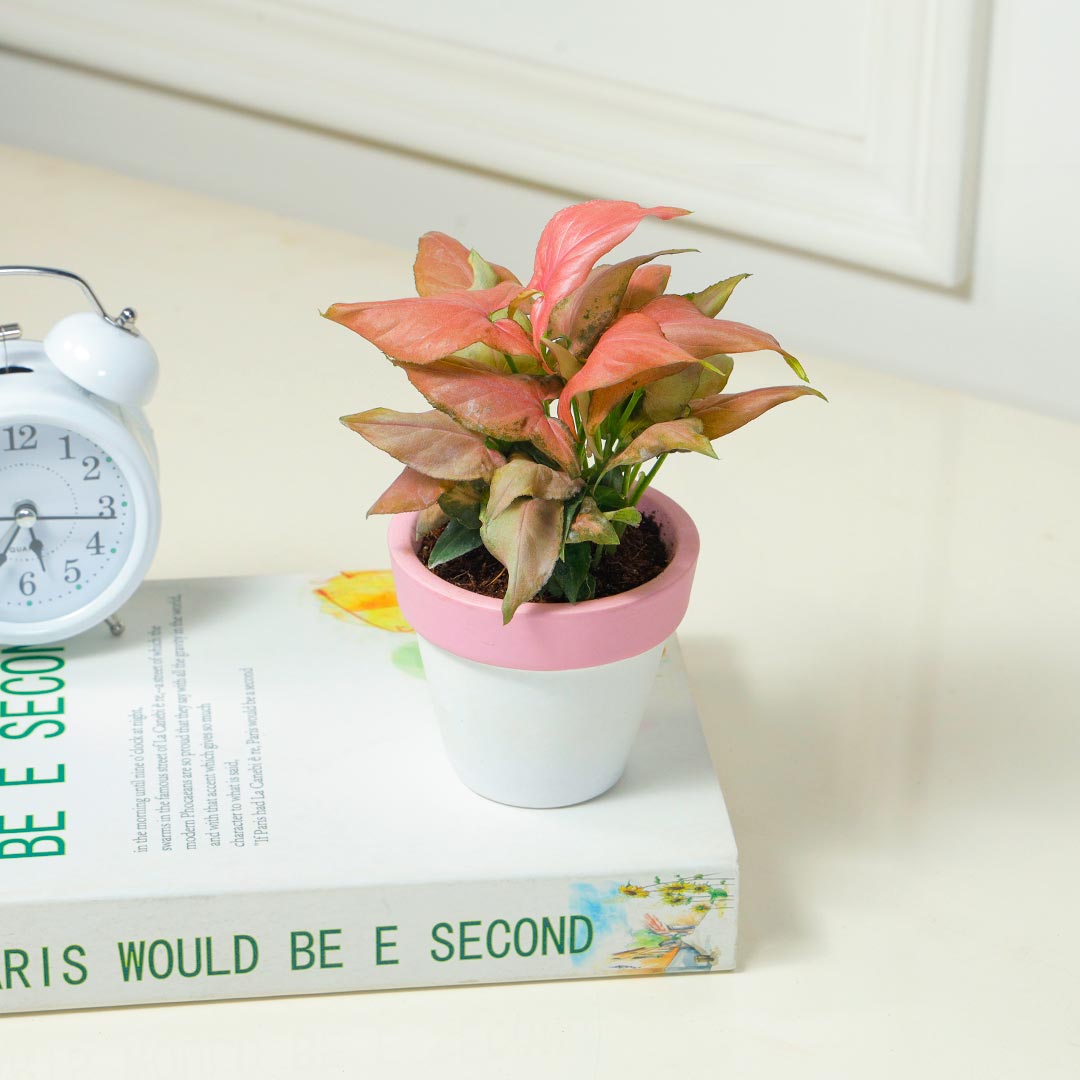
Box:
105 614 125 637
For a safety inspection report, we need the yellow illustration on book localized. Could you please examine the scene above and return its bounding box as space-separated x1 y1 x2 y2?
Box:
572 873 731 974
313 571 424 676
314 571 413 633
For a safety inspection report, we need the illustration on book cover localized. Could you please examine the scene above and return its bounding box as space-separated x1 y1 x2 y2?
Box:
573 873 733 973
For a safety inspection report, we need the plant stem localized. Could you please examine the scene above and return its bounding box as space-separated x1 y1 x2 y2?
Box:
615 390 644 440
630 454 668 505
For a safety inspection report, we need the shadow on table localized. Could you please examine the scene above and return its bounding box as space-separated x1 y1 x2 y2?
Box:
680 634 900 969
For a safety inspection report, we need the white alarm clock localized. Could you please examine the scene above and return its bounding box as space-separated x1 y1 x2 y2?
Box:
0 266 160 644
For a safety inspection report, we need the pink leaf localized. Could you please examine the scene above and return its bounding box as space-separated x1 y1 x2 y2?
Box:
414 232 520 297
689 385 826 440
367 466 451 516
413 232 473 296
527 200 689 345
619 263 672 315
485 458 582 522
480 496 565 623
340 408 505 481
324 281 538 364
547 249 691 358
404 362 579 475
642 295 808 381
557 313 696 431
606 418 717 473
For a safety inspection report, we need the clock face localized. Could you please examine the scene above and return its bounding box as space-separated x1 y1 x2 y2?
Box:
0 421 135 624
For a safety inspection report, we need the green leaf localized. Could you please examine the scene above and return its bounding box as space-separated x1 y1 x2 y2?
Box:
551 542 594 603
438 483 484 530
696 355 734 392
427 519 483 568
641 357 733 423
688 273 751 317
467 249 499 290
592 484 626 512
781 351 809 383
605 506 642 526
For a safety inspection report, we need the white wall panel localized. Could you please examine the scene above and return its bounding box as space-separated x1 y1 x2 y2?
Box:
1 2 1078 420
0 0 986 284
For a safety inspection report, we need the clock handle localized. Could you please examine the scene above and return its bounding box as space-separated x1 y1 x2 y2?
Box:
0 265 140 332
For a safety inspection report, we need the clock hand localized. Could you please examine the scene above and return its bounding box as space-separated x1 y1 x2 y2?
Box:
0 514 113 521
0 524 18 568
27 528 46 572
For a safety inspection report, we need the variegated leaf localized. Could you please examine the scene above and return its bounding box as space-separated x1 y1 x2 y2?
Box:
480 497 565 623
690 385 826 440
415 503 450 540
439 482 485 530
566 496 619 545
606 418 716 473
367 466 451 516
403 362 579 475
643 295 808 381
485 458 582 523
341 408 505 481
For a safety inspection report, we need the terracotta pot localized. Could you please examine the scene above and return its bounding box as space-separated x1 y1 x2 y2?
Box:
388 488 700 808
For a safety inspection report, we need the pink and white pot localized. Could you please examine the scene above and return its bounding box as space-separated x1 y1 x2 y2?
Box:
388 489 700 809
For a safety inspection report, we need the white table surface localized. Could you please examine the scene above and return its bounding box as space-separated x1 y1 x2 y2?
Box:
2 145 1078 1079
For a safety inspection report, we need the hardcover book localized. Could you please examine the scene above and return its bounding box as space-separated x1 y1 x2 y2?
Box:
0 572 738 1013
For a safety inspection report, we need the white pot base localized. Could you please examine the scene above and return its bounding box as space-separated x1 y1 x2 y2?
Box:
417 637 666 808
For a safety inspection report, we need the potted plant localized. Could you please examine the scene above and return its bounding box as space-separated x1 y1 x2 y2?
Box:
326 200 822 808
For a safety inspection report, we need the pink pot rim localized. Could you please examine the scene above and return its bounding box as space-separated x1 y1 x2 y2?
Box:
387 488 699 671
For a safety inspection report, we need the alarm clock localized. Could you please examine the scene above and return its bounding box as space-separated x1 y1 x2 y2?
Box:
0 266 160 645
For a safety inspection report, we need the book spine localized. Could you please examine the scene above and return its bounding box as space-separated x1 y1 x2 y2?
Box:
0 866 736 1012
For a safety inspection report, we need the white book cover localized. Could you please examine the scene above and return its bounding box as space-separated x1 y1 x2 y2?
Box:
0 572 738 1013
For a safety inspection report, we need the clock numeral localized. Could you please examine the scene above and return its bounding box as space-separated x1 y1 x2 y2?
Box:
18 570 35 596
3 425 38 451
64 559 81 584
82 455 101 481
98 495 116 519
60 434 74 460
86 532 104 556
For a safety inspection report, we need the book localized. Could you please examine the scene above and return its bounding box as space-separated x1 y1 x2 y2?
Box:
0 572 738 1013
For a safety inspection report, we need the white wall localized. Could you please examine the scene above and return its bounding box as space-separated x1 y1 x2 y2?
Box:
0 0 1078 420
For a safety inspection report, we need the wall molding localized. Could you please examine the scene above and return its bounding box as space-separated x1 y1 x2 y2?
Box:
0 0 987 285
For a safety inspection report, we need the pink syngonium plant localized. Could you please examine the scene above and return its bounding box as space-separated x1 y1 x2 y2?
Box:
326 200 823 622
